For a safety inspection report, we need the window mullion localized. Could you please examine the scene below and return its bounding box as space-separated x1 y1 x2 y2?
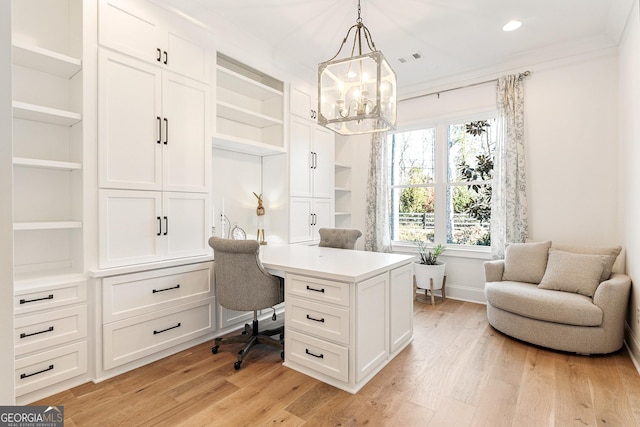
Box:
434 123 448 244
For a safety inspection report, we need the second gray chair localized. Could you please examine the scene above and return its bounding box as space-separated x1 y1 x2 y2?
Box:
209 236 284 370
318 228 363 250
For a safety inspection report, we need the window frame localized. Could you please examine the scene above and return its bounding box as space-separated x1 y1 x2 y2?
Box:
389 111 497 256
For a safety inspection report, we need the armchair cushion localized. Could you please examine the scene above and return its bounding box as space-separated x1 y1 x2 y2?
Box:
552 244 622 282
502 240 551 284
538 249 607 297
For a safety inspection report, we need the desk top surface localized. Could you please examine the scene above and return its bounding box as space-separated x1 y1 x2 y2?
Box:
259 244 414 282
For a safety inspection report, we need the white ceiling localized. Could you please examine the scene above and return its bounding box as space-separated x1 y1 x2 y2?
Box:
157 0 634 98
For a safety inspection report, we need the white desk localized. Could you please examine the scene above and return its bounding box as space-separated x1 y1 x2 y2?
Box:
260 244 414 394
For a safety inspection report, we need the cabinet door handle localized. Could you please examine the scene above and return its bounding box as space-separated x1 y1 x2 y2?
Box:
156 48 162 62
20 295 53 304
153 322 181 335
305 285 325 294
163 216 168 236
20 364 54 379
305 349 324 359
163 118 168 145
313 213 317 226
20 326 54 339
306 314 325 323
157 116 162 144
313 152 318 169
152 284 180 294
157 216 162 236
163 50 168 65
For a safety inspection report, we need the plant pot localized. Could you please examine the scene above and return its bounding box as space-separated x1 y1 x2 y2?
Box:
414 262 446 291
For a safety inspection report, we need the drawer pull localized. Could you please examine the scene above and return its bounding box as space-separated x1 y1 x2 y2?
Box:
306 285 325 294
20 294 53 304
20 364 54 379
152 284 180 294
305 349 324 359
153 322 181 335
20 326 54 339
306 314 325 323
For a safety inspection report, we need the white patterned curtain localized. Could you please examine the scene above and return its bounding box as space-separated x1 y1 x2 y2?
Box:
491 73 529 258
364 131 392 252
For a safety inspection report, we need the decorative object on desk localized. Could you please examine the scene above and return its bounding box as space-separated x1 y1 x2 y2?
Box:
253 192 267 245
231 223 246 240
413 242 447 305
317 0 396 136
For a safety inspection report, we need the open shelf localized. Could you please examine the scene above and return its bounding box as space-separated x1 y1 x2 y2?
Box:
14 221 83 231
13 157 82 171
216 101 283 128
212 133 286 156
12 42 81 78
217 66 282 101
12 101 82 127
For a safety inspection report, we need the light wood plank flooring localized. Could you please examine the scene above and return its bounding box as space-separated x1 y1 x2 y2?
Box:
34 298 640 426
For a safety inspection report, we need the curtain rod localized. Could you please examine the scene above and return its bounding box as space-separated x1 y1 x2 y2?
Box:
399 70 531 103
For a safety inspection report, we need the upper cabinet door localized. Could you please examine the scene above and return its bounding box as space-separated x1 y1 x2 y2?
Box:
98 50 163 191
289 117 314 197
312 127 335 199
99 0 162 65
290 83 317 122
162 72 210 193
98 0 210 83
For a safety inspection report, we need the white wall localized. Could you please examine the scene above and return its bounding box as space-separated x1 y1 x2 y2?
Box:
619 0 640 366
0 0 15 404
349 51 622 304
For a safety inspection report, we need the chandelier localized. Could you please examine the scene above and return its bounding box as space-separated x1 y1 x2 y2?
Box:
318 0 397 135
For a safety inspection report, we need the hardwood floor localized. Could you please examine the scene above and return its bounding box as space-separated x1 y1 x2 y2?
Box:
34 298 640 426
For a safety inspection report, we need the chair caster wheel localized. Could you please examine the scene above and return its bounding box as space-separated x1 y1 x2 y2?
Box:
212 346 219 354
234 361 242 370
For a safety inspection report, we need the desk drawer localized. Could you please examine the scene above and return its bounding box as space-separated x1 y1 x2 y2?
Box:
15 305 87 356
15 281 87 315
103 263 212 322
286 329 348 382
286 296 349 345
15 341 88 397
103 298 214 370
287 275 350 307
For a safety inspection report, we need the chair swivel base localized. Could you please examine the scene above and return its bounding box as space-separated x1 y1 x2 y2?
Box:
212 320 284 370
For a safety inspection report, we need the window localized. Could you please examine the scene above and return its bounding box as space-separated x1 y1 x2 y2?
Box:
389 116 496 247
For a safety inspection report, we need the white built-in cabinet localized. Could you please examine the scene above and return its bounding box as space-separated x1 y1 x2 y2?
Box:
11 0 89 404
334 135 353 228
289 82 335 243
97 0 211 269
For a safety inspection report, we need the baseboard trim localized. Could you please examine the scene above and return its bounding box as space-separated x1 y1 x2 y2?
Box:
624 322 640 375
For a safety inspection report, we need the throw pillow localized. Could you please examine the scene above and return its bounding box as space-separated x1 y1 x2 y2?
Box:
552 244 622 282
502 240 552 284
538 249 607 297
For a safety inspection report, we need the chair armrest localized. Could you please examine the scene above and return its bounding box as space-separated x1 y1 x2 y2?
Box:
484 260 505 282
593 273 631 315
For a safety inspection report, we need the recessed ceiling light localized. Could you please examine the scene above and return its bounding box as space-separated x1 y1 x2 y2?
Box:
502 20 522 32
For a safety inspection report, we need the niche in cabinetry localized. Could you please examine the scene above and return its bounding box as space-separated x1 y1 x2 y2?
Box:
11 0 84 282
213 53 285 155
334 135 352 228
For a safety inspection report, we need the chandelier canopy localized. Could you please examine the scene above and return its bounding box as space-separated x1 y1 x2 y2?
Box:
318 0 397 135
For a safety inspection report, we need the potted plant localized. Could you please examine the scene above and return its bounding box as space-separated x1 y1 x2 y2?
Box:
413 242 447 304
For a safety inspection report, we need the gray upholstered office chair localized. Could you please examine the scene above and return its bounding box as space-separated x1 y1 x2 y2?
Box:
208 236 284 370
318 228 363 250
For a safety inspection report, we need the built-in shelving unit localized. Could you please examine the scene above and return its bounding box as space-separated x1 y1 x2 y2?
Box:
334 136 352 228
213 52 285 156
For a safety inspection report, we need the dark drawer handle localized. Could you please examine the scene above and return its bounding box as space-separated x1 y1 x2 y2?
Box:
305 349 324 359
20 364 54 379
20 294 53 304
20 326 54 339
153 322 181 335
306 285 325 293
306 314 325 323
152 284 180 294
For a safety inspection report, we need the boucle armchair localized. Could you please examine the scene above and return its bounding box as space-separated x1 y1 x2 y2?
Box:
484 241 631 354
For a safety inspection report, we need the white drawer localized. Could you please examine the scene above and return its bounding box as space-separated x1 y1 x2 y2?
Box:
287 275 350 307
15 281 87 315
15 305 88 356
286 329 348 382
103 298 215 370
103 263 212 322
286 296 349 345
15 341 88 397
